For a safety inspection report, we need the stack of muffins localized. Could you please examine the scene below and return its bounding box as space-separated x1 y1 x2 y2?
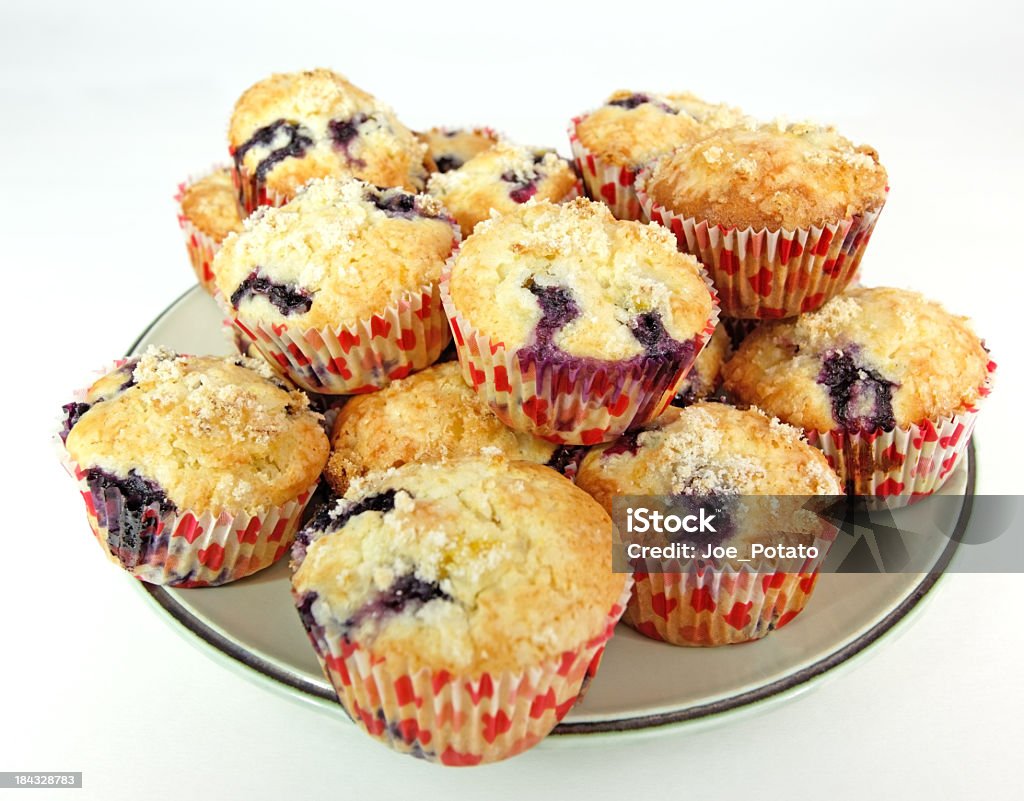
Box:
59 68 994 766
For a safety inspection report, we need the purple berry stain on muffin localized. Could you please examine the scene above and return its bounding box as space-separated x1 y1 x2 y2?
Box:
60 402 92 443
230 270 314 316
501 169 539 204
328 114 369 167
629 311 692 360
342 573 451 634
817 347 897 433
234 119 315 183
86 468 176 568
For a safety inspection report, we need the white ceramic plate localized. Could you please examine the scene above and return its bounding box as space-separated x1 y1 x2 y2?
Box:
129 287 974 737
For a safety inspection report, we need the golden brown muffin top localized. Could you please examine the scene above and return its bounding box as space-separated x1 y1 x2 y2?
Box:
324 362 558 494
448 198 715 360
644 120 888 231
575 90 747 169
427 140 578 236
229 68 429 198
292 458 627 674
212 177 458 329
180 168 244 242
64 347 328 513
721 287 990 432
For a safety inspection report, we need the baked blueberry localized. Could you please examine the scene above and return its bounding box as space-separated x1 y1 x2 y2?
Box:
229 270 314 316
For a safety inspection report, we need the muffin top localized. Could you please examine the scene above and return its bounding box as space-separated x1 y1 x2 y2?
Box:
324 361 563 494
229 69 429 199
448 199 715 362
574 90 747 169
427 141 578 236
213 177 458 329
672 324 730 406
63 347 329 513
721 287 991 433
419 126 499 173
576 403 841 548
292 458 626 674
179 168 244 242
644 120 888 230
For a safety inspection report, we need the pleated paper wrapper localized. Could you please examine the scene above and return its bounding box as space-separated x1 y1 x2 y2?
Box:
297 578 632 765
568 114 644 221
174 165 236 296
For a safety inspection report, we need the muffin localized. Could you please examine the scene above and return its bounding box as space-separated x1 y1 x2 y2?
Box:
637 120 888 319
576 402 841 646
59 347 329 586
176 167 245 294
722 287 995 503
427 141 578 237
291 457 630 765
229 68 430 213
212 177 459 394
442 198 718 445
671 324 730 406
324 361 580 494
569 90 746 220
419 126 499 173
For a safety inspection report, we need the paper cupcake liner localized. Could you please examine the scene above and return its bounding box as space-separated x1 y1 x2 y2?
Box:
56 358 318 586
231 158 291 215
440 267 719 445
175 166 234 295
635 165 886 319
298 578 632 765
806 361 995 508
625 543 830 646
226 283 452 395
568 115 642 221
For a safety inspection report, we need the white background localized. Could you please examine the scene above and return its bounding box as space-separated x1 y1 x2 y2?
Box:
2 1 1022 798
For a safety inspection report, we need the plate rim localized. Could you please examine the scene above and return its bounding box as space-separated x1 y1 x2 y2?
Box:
129 284 975 737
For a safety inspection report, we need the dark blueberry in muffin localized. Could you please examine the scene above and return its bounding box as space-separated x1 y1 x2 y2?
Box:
546 445 582 475
433 155 462 173
230 270 314 316
608 93 651 110
295 591 321 633
334 488 401 529
60 402 92 443
817 347 897 433
366 188 418 218
328 113 369 166
234 119 315 182
629 311 693 361
500 170 539 204
526 281 580 349
667 490 736 550
342 572 451 633
86 468 176 568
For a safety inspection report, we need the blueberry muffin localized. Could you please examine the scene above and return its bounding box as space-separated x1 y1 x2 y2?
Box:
577 402 841 645
427 141 578 236
671 324 730 406
638 120 888 318
61 347 329 585
291 457 629 764
574 90 746 175
643 120 887 231
570 90 746 220
324 361 578 494
722 287 993 499
212 177 459 393
229 69 430 212
177 167 245 293
419 126 499 173
444 198 717 444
